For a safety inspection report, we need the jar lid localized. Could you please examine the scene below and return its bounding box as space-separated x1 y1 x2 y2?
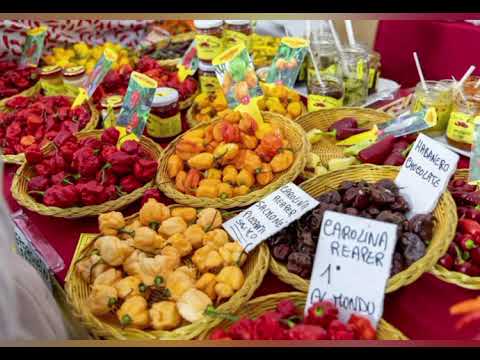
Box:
40 65 62 76
63 65 86 77
152 87 179 107
101 95 124 109
198 61 216 72
225 20 250 26
194 20 223 30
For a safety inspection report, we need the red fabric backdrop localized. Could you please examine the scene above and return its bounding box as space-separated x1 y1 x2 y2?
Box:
374 20 480 88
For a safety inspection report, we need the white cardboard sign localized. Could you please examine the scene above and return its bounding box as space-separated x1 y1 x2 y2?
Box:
222 183 319 253
395 133 459 217
305 211 397 327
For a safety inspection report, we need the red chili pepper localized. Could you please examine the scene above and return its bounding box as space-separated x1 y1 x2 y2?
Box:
104 184 119 201
133 158 157 182
76 180 108 206
27 175 50 193
101 127 120 146
96 165 117 186
120 140 140 155
43 184 79 208
184 168 201 193
439 254 454 270
34 160 53 177
253 311 288 340
458 234 478 251
59 140 79 163
51 171 69 186
327 319 357 340
383 151 406 166
276 299 298 318
228 318 256 340
209 328 232 340
141 189 163 206
108 151 134 176
47 152 67 174
347 314 376 340
305 301 338 327
101 145 117 162
358 135 396 165
288 324 328 340
335 127 369 141
119 175 142 194
459 219 480 237
80 137 102 150
327 117 358 132
25 144 43 165
72 147 102 178
53 129 75 147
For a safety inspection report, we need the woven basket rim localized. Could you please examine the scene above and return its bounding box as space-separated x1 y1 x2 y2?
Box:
268 164 457 294
157 111 310 209
64 209 269 340
11 130 162 218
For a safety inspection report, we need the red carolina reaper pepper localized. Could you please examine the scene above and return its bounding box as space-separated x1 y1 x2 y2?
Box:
43 184 79 208
305 301 338 327
133 158 157 182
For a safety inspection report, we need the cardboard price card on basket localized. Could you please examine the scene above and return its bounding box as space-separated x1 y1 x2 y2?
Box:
395 133 459 217
222 183 319 253
305 211 397 327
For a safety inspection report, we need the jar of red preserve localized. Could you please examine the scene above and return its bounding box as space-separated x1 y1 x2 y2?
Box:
147 87 182 140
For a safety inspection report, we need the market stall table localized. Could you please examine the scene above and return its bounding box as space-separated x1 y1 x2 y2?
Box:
2 88 476 340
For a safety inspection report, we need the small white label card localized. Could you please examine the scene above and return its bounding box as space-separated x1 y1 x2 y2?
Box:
305 211 397 327
395 133 459 217
222 182 319 253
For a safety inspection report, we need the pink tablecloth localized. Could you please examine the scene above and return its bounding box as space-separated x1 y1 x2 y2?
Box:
375 20 480 88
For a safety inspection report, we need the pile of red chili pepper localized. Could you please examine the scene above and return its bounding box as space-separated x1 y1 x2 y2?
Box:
25 127 158 208
92 56 198 105
438 178 480 276
209 300 376 340
0 93 91 155
357 133 417 166
0 60 39 99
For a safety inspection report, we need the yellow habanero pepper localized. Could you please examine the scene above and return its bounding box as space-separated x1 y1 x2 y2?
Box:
222 165 238 185
233 185 250 197
98 211 125 236
256 163 274 186
218 183 233 199
187 152 215 170
243 150 263 174
167 154 184 178
213 143 240 162
149 301 182 330
171 207 197 223
236 169 255 188
196 184 218 198
204 168 222 181
270 150 294 173
117 296 150 329
139 198 171 226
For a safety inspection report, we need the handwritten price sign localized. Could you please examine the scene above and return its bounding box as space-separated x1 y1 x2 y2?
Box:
305 211 397 327
222 183 319 253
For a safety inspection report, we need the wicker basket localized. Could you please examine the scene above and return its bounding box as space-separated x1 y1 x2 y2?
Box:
64 210 270 340
295 108 392 167
430 169 480 289
269 165 457 293
157 111 310 209
11 130 162 219
199 292 408 340
0 81 99 164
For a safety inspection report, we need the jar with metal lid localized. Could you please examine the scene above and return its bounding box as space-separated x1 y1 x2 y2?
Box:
194 20 224 62
198 61 221 94
147 87 181 139
340 47 369 106
39 65 63 86
101 95 123 128
223 20 252 52
62 66 86 88
307 73 344 111
411 80 453 137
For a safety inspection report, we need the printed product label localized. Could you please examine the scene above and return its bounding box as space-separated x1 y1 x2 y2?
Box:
196 34 224 61
307 94 343 112
446 111 474 145
200 74 221 94
147 112 182 138
223 29 251 52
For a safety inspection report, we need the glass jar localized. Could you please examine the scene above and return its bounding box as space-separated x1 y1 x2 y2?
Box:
147 87 181 139
340 47 369 106
63 66 86 88
39 65 63 85
447 90 480 150
224 20 252 52
307 74 344 111
353 43 381 95
411 80 453 137
194 20 224 62
198 61 221 95
101 95 123 128
307 41 340 84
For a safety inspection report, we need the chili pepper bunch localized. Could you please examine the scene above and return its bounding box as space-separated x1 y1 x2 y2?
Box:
25 127 158 208
0 93 91 155
0 60 39 99
210 299 377 340
438 179 480 275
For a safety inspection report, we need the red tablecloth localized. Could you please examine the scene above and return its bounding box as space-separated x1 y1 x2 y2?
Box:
374 20 480 88
3 91 479 340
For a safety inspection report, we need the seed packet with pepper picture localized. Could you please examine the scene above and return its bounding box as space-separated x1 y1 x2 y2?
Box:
19 26 48 68
115 71 157 145
265 37 308 89
177 40 198 82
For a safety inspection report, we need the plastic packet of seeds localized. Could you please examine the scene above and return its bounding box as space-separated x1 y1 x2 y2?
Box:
19 25 48 68
265 37 308 89
377 107 437 140
469 117 480 184
115 71 157 145
177 40 198 82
